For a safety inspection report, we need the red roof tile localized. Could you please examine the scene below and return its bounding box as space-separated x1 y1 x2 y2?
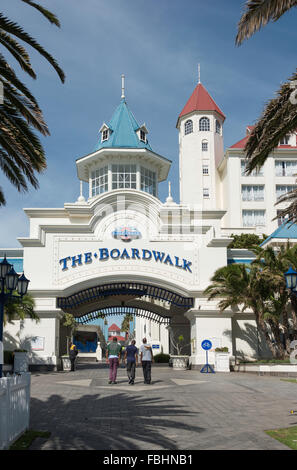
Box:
178 83 225 121
108 335 126 342
108 323 121 331
230 126 297 149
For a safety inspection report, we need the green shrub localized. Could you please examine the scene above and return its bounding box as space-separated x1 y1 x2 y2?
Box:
153 353 170 363
4 350 14 364
215 347 229 352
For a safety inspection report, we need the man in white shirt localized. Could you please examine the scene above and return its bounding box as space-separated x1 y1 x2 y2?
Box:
140 337 154 384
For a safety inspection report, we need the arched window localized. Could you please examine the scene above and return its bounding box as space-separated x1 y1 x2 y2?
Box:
199 117 210 132
216 120 221 135
185 120 193 135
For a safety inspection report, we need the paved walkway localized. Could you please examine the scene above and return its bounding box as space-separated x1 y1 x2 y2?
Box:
28 363 297 450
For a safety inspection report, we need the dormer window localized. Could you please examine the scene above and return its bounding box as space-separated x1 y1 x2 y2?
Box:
99 123 110 143
140 129 146 142
137 124 148 144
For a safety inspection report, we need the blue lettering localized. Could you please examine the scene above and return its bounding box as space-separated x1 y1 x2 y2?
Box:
99 248 109 260
59 257 71 271
71 254 82 267
164 254 173 266
175 256 183 269
110 249 120 259
84 252 92 264
142 249 152 260
152 251 165 263
132 248 140 259
183 259 192 273
120 249 130 259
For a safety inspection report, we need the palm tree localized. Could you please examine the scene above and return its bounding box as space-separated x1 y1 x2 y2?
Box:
204 263 285 358
236 1 297 206
121 313 134 334
4 291 38 325
0 1 65 204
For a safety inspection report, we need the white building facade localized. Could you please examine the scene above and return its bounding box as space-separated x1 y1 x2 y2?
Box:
3 76 295 370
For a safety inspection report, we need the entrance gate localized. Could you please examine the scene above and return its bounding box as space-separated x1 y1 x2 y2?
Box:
57 281 194 356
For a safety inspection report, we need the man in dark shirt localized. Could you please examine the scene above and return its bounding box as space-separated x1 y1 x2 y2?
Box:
124 340 138 385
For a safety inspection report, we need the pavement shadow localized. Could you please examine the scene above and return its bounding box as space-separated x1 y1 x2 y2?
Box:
30 392 204 450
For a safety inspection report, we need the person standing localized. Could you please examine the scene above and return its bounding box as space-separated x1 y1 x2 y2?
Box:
106 337 121 384
140 337 154 384
69 342 78 372
124 340 138 385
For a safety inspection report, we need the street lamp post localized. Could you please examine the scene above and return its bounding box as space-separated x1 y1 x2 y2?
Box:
0 256 30 378
284 267 297 292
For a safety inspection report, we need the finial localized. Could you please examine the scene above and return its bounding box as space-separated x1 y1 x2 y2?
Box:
76 180 86 203
121 74 125 99
165 181 175 205
198 63 201 84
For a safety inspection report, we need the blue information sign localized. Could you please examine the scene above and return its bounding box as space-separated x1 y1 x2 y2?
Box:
201 340 212 351
200 339 215 374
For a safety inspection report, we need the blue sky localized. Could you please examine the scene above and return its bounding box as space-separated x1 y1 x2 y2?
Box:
1 0 296 248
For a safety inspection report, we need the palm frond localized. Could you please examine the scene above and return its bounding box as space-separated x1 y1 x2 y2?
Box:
21 0 61 27
243 70 297 173
0 31 35 78
0 12 65 82
236 0 297 45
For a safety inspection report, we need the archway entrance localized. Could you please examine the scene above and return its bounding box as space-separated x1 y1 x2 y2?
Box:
57 281 194 359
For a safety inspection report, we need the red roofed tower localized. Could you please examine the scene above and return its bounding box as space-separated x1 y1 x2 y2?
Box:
108 323 126 343
177 73 225 208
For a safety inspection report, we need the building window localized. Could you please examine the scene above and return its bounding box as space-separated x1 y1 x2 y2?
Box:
275 161 297 177
199 117 210 132
277 210 288 226
241 160 264 176
215 120 221 135
140 167 156 196
91 166 108 196
202 165 209 175
276 185 297 200
112 164 137 190
140 130 146 142
241 185 264 201
203 188 209 198
279 135 290 145
185 120 193 135
102 129 109 142
242 210 265 227
202 140 208 151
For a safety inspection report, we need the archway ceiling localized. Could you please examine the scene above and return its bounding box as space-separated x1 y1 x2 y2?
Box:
57 282 194 318
76 306 171 325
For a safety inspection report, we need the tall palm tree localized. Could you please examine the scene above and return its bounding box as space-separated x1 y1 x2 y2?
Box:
0 1 65 205
236 1 297 204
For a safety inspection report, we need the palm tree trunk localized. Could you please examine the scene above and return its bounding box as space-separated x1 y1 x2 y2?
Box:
256 314 280 359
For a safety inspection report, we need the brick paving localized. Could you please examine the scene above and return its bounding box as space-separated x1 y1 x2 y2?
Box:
28 362 297 450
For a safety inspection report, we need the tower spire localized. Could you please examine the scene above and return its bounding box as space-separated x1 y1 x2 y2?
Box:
198 63 201 84
121 74 125 100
